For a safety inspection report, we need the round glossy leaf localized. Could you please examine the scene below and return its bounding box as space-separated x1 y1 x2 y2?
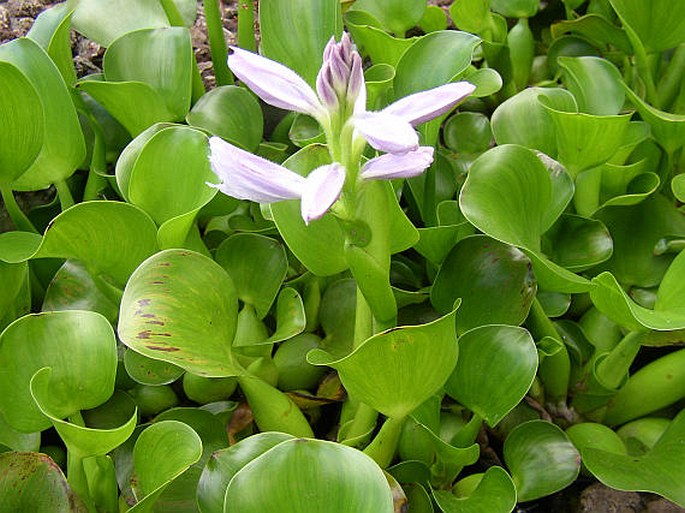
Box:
432 467 517 513
154 407 229 464
558 56 624 116
0 310 117 432
672 174 685 203
394 30 480 98
584 409 685 507
443 112 493 154
595 196 685 287
30 368 137 459
541 101 631 177
187 86 263 152
566 423 626 459
130 420 202 512
126 125 216 225
351 0 425 36
431 235 536 332
36 201 159 289
224 438 393 513
118 249 240 377
0 38 85 191
124 349 184 386
78 79 175 137
215 234 287 319
503 420 580 502
309 308 458 419
197 432 294 513
491 88 577 157
0 452 87 512
259 0 342 86
608 0 685 52
543 214 613 271
42 260 120 323
71 0 169 46
104 27 193 121
0 62 43 185
445 325 537 427
344 11 417 68
273 333 326 391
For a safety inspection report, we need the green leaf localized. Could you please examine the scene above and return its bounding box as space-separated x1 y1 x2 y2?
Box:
224 438 393 513
30 368 137 458
491 87 577 158
27 4 76 85
215 234 287 319
608 0 685 52
198 433 294 513
672 174 685 203
37 201 159 289
459 145 591 293
0 310 117 432
431 236 537 332
118 249 241 377
595 195 685 287
445 325 538 427
104 27 193 120
490 0 539 18
433 467 517 513
558 56 625 116
124 349 184 386
0 62 43 186
129 421 202 513
71 0 170 47
551 14 632 53
350 0 426 36
187 86 264 152
584 409 685 507
263 287 306 344
0 452 87 512
259 0 342 86
542 214 613 272
503 420 580 502
0 38 85 191
443 112 493 154
309 308 458 419
344 11 418 68
394 31 481 99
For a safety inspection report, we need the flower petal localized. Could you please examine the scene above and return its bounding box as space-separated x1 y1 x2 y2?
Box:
353 111 419 154
208 136 304 203
383 82 476 126
228 46 325 118
360 146 435 180
300 163 346 224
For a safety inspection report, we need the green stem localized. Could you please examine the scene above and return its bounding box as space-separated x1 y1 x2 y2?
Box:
160 0 185 25
237 0 257 52
624 22 658 105
451 413 482 448
595 331 644 390
67 413 96 512
353 286 373 349
527 298 570 404
657 43 685 111
0 185 38 233
54 179 75 210
363 416 405 468
204 0 233 85
82 114 108 201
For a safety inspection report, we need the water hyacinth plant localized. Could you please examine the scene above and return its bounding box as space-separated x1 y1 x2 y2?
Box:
1 0 685 512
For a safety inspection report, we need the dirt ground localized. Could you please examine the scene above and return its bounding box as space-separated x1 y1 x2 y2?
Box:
0 2 684 512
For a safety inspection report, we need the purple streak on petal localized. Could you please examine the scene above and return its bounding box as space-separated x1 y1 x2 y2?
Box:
347 53 364 107
353 111 419 154
383 82 476 126
228 46 324 118
360 146 435 180
300 163 346 224
208 136 304 203
316 66 339 110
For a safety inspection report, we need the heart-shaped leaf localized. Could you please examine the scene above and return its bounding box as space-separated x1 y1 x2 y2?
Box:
118 249 241 377
309 308 458 419
503 420 580 502
431 235 537 332
0 310 117 432
445 325 538 427
223 438 393 513
584 409 685 507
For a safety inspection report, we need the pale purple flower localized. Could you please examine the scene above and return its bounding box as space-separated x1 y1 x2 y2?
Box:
207 137 345 224
227 36 475 155
361 147 435 180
